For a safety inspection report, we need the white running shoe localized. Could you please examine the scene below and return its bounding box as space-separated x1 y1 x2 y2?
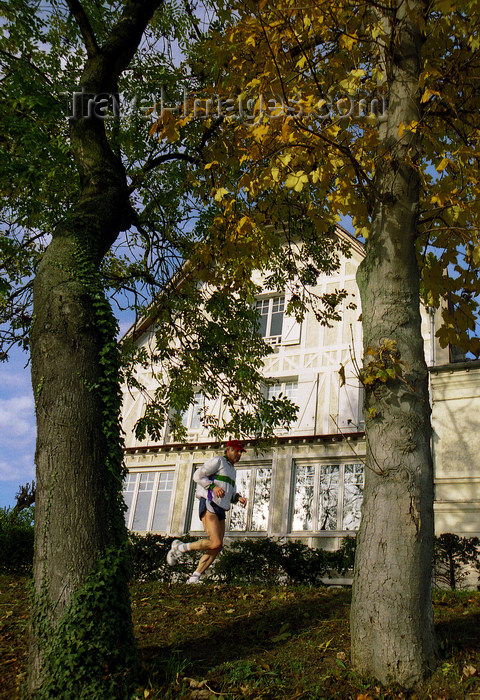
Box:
166 539 183 566
186 573 203 584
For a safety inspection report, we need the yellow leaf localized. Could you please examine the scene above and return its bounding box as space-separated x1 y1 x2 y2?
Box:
371 23 385 40
282 119 292 142
421 88 440 103
338 69 365 95
296 54 308 70
213 187 229 202
436 158 450 172
253 123 270 140
462 664 477 677
285 171 309 192
341 34 357 50
204 161 219 170
356 226 370 239
271 167 281 182
237 215 254 234
278 153 292 166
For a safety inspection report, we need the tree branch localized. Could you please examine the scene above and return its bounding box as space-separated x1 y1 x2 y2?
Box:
184 0 203 41
0 49 55 88
9 481 36 520
101 0 165 78
65 0 99 58
128 151 197 194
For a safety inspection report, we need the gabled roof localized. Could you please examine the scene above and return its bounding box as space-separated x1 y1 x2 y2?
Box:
120 224 364 343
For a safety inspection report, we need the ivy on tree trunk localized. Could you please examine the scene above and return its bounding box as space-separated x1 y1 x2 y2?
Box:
28 2 163 696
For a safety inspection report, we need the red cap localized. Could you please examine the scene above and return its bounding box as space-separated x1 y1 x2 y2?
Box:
226 439 246 452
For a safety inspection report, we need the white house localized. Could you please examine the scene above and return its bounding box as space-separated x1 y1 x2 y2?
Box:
120 227 480 551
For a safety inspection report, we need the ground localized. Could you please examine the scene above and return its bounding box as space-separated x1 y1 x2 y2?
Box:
1 575 480 699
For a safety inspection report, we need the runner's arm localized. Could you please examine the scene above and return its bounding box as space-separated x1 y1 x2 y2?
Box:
193 457 222 490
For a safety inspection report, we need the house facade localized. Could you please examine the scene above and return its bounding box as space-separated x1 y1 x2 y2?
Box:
121 229 480 551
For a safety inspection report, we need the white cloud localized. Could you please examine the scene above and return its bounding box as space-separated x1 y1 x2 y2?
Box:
0 395 36 444
0 397 36 505
0 370 32 392
0 454 35 482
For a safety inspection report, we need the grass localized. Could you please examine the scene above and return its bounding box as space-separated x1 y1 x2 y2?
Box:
1 574 480 699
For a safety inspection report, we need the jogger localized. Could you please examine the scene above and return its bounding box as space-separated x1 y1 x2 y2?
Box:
167 440 248 583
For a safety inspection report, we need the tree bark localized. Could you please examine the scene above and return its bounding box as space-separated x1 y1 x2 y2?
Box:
28 2 163 696
351 0 437 687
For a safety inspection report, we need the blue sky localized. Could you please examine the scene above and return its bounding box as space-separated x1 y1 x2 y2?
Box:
0 313 134 510
0 349 36 508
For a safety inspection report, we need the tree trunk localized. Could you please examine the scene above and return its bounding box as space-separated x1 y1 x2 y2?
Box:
29 232 136 697
351 0 437 687
27 3 163 695
448 552 456 591
28 143 136 697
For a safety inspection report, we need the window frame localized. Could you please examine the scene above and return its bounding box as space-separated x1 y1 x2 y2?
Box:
289 459 364 534
123 468 176 533
180 391 204 432
266 378 299 404
186 461 274 535
226 463 274 533
256 295 285 345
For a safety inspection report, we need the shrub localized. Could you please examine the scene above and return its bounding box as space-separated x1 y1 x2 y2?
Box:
0 506 35 574
209 537 355 585
129 532 195 582
128 533 358 585
279 540 332 585
212 538 284 584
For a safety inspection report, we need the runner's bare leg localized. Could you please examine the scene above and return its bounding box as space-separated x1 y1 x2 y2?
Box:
189 511 225 575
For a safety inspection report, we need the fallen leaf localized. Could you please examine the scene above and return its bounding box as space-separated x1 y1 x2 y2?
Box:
188 678 208 688
271 632 291 642
463 664 477 677
189 690 211 699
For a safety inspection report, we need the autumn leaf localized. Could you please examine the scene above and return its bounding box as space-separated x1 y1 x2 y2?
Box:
213 188 229 202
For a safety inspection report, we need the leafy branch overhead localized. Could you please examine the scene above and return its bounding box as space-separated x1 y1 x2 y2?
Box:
152 0 480 357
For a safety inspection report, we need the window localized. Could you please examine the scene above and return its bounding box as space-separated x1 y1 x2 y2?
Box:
187 465 273 533
291 462 364 532
337 380 364 431
267 380 298 403
229 467 272 532
181 392 204 431
256 296 284 342
342 463 364 530
123 470 175 532
123 473 137 524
